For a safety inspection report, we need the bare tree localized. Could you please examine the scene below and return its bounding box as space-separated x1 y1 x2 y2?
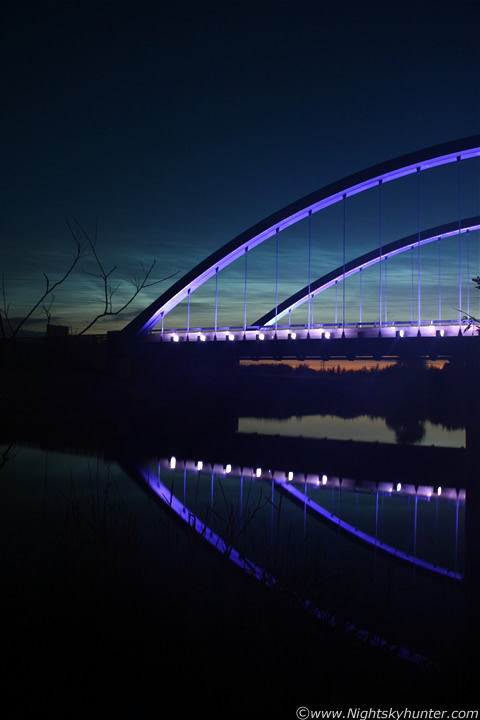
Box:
68 218 176 335
1 219 175 338
1 234 85 339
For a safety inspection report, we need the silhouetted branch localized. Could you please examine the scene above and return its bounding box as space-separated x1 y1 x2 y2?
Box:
67 217 177 335
2 233 86 338
0 443 17 472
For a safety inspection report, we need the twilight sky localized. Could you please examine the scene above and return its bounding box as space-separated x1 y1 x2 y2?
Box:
1 0 479 335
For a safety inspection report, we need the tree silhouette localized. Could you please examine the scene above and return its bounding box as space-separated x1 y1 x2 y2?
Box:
1 218 176 338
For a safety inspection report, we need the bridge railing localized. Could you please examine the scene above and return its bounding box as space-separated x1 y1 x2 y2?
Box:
148 319 476 343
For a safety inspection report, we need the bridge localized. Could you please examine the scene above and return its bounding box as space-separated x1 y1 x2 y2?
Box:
121 136 480 361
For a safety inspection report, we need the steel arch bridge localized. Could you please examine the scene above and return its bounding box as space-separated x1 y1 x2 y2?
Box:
122 136 480 344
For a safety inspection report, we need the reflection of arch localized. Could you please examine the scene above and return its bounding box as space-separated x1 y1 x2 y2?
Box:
122 136 480 338
255 218 480 327
276 479 462 581
135 456 463 581
131 460 433 663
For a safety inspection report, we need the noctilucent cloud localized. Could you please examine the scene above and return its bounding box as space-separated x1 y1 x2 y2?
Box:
2 0 479 335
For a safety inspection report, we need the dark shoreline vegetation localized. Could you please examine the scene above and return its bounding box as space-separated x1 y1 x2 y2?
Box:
0 336 472 441
1 338 479 714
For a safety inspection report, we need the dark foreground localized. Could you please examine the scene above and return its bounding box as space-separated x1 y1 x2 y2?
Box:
3 477 478 719
2 346 480 715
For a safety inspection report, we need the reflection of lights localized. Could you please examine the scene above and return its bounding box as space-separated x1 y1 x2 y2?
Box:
170 456 176 469
396 482 402 492
197 461 203 471
172 334 179 343
287 471 293 481
255 467 262 478
225 464 232 474
227 333 235 341
322 474 327 485
437 486 442 496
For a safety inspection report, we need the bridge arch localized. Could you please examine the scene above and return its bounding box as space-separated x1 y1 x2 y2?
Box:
255 217 480 327
122 136 480 338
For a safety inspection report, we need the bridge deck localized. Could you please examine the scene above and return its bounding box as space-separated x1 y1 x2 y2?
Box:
140 323 479 360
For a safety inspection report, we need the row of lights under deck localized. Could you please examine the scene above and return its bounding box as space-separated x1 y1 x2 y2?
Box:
166 325 458 342
168 457 452 499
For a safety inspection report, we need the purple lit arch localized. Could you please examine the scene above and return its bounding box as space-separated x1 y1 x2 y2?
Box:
122 136 480 338
255 218 480 327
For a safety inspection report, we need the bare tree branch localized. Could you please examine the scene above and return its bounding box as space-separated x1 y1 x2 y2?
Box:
0 443 17 472
2 231 86 338
66 217 176 335
2 217 176 338
78 257 176 335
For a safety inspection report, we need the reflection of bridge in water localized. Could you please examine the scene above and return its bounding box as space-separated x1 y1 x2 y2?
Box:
136 454 464 580
125 449 466 665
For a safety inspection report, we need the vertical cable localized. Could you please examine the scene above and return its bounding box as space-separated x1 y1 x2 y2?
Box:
335 280 338 326
308 210 312 332
243 248 248 334
342 194 346 329
438 237 441 322
359 268 362 325
161 311 164 339
413 493 418 561
384 256 388 324
378 181 382 328
411 246 414 325
187 288 191 335
455 496 459 576
417 167 421 328
275 228 279 334
467 230 470 318
214 268 218 335
457 157 462 326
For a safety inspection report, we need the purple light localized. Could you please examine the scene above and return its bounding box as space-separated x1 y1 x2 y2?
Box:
124 137 480 336
136 461 433 664
262 221 480 326
278 477 462 580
